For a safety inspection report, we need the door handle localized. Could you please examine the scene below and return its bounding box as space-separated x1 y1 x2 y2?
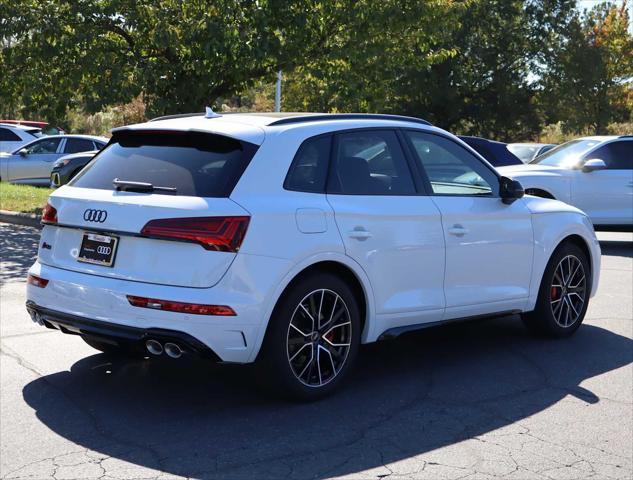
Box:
448 224 469 237
628 181 633 188
347 228 372 240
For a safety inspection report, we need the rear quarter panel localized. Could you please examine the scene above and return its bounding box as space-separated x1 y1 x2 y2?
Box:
230 128 378 359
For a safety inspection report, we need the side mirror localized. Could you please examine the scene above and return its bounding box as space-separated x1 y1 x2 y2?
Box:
18 148 28 157
582 158 607 173
500 176 525 204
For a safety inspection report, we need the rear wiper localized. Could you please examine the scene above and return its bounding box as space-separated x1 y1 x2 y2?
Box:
113 178 177 194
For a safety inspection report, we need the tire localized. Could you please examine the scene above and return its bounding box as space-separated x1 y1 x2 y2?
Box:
258 272 361 401
522 242 590 337
81 336 136 356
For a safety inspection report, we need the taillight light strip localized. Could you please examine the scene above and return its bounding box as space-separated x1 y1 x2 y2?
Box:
126 295 236 316
27 274 49 288
140 216 250 252
41 203 58 225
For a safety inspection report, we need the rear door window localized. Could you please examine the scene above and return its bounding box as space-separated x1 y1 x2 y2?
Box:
327 130 416 195
65 138 97 154
71 131 258 197
0 128 20 141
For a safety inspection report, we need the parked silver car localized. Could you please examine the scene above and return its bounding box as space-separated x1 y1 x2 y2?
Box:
0 135 107 185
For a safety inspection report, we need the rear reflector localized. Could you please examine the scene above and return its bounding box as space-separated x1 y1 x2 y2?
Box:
41 203 57 224
27 274 49 288
140 216 249 252
126 295 236 316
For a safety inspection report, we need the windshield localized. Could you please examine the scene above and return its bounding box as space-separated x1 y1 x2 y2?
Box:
25 128 43 138
507 145 540 162
530 139 601 167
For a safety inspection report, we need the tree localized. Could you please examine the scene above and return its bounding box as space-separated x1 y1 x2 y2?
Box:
282 0 463 114
538 1 633 134
283 0 575 141
0 0 360 121
399 0 546 140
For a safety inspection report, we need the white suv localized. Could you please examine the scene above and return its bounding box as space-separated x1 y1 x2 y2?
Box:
0 123 42 153
26 113 601 399
499 136 633 229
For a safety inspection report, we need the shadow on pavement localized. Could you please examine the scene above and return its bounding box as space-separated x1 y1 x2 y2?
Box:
22 317 632 479
0 224 39 286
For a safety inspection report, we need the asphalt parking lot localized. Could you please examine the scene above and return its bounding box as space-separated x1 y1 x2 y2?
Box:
1 222 631 480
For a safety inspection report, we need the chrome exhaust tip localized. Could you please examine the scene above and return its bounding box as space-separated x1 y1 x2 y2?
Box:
28 310 43 325
146 339 163 356
164 342 183 359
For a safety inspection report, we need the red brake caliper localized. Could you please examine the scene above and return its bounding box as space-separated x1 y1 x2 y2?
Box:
551 286 558 299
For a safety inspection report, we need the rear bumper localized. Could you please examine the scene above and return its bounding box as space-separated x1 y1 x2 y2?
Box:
26 301 221 360
27 255 293 363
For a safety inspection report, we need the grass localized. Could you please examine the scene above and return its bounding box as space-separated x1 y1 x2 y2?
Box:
0 182 53 214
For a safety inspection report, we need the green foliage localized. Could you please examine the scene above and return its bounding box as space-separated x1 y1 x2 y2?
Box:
538 121 633 143
538 1 633 134
0 182 52 214
218 81 276 113
1 0 354 119
1 0 631 140
282 0 597 141
66 95 146 136
282 0 463 114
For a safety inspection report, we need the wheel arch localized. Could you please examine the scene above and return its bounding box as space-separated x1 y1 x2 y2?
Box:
252 257 373 363
554 234 593 280
280 261 368 335
526 212 600 312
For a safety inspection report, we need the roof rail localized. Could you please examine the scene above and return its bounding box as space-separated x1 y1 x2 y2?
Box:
269 113 432 127
148 112 205 122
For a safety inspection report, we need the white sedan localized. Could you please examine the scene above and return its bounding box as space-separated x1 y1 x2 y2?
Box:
499 136 633 229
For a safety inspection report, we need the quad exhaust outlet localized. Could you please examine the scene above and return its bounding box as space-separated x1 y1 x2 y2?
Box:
145 339 183 358
145 339 164 356
164 342 183 359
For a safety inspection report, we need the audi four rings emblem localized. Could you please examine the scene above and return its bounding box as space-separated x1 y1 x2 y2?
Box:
83 209 108 223
96 246 112 255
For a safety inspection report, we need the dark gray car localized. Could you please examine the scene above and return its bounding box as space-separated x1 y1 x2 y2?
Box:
50 150 99 187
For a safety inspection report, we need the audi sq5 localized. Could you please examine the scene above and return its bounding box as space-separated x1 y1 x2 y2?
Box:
26 112 601 400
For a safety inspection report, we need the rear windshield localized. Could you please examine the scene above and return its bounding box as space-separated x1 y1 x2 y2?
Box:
25 128 43 138
70 131 258 197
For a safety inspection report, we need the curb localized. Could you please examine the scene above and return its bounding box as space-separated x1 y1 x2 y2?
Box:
0 210 42 228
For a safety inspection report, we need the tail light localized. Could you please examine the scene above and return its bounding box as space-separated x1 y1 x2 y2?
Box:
27 274 49 288
127 295 236 316
41 203 57 224
140 216 250 252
